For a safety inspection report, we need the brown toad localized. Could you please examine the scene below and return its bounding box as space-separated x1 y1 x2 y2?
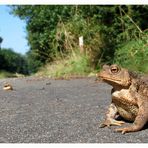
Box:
97 64 148 134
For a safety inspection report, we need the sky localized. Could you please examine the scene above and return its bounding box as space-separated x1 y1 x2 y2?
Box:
0 5 29 55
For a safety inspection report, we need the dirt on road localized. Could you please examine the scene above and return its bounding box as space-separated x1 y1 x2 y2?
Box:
0 77 147 143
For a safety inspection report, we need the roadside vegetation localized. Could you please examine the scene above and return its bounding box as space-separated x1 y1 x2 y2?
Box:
0 48 28 78
36 51 93 78
0 5 148 78
114 33 148 73
0 70 15 79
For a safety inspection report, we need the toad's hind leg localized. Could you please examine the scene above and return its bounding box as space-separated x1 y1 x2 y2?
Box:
100 103 125 128
115 100 148 134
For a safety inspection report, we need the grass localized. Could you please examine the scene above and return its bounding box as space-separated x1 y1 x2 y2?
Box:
0 70 25 79
0 70 16 79
114 35 148 74
0 51 97 79
36 51 96 78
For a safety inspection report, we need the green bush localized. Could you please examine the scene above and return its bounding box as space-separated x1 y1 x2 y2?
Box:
11 5 148 75
37 50 92 78
54 14 104 68
114 33 148 73
0 48 28 74
0 70 16 79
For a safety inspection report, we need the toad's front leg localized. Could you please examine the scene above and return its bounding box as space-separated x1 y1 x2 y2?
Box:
100 103 125 128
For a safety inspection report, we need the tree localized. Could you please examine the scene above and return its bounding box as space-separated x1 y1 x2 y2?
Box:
0 48 29 74
11 6 72 63
26 50 43 74
10 5 148 69
0 36 3 49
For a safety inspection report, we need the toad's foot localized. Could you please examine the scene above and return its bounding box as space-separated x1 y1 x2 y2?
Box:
115 127 130 134
100 119 125 128
115 125 140 134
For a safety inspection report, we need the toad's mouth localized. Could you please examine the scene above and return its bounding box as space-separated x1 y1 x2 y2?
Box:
99 76 131 87
99 76 122 82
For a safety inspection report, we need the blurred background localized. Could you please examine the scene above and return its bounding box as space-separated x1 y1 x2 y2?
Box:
0 5 148 78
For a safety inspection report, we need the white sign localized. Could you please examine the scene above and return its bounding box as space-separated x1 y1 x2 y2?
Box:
79 36 83 47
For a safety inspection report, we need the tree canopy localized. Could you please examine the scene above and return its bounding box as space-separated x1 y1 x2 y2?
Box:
0 48 28 74
7 5 148 73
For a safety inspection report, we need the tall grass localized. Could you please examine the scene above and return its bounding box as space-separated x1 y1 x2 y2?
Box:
36 50 94 78
0 70 16 79
53 15 104 67
114 33 148 73
37 15 103 78
37 11 148 77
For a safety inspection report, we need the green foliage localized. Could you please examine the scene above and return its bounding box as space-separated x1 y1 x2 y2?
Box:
26 50 43 74
54 14 104 67
10 5 148 75
114 33 148 73
0 70 16 79
0 36 3 44
0 48 28 74
37 50 92 78
65 52 91 75
11 5 110 66
11 5 72 64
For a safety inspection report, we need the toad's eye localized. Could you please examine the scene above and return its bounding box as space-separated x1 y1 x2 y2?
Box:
110 66 119 73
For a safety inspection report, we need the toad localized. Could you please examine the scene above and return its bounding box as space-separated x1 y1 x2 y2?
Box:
97 64 148 134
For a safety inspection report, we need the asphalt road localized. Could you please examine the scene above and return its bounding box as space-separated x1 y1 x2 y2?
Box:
0 77 147 143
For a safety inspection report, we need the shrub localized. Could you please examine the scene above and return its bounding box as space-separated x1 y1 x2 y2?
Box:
114 33 148 73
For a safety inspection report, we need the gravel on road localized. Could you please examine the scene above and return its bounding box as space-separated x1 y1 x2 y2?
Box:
0 77 147 143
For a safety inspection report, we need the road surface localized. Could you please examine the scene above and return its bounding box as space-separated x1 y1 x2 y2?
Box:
0 77 147 143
